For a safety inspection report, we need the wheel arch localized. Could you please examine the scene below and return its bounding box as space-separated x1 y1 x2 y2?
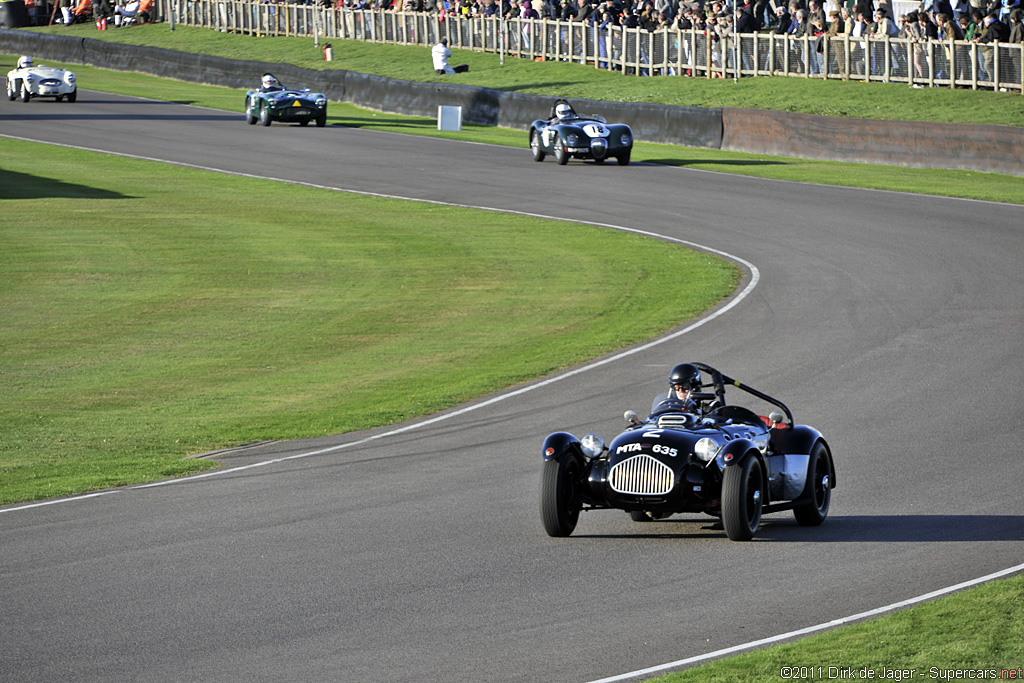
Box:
781 427 836 489
543 431 582 463
720 439 769 503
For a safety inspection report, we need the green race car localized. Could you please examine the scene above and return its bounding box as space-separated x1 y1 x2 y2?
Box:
245 73 327 128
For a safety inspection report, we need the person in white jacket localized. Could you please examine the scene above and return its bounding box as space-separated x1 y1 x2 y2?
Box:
431 38 469 74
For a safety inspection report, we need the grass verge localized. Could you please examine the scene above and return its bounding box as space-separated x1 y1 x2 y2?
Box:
650 571 1024 682
0 137 737 505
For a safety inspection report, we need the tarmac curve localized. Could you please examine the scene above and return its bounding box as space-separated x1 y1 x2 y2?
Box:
2 89 1024 683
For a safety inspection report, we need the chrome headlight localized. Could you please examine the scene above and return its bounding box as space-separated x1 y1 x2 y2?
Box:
65 72 76 84
694 437 719 462
619 132 632 146
315 96 326 107
580 434 606 459
565 134 579 146
26 74 35 85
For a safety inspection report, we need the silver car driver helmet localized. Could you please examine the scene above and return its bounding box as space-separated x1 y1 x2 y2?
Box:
18 56 33 69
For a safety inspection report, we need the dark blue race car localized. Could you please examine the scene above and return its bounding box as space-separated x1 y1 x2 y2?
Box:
540 362 836 541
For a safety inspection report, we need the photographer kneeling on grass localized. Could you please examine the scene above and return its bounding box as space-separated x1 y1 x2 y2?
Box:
432 38 469 74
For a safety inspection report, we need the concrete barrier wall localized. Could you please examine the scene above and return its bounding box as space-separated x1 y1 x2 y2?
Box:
3 28 1021 176
722 108 1024 177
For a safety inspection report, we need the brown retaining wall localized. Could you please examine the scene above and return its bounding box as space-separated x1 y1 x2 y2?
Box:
722 108 1024 177
2 28 1021 176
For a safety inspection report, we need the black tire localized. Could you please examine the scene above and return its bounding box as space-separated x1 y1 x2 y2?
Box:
315 113 327 128
554 137 569 165
67 88 76 103
21 82 31 103
616 151 631 166
6 80 15 101
793 442 832 526
259 103 271 126
722 454 763 541
530 130 545 162
629 510 653 522
245 98 257 125
299 120 310 127
540 456 581 537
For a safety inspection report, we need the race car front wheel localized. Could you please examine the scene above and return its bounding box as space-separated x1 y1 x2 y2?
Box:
67 88 76 103
259 103 271 127
722 454 763 541
617 151 631 166
554 138 569 166
21 82 31 103
540 456 582 537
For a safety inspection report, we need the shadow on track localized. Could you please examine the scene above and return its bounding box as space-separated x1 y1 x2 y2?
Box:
572 515 1024 542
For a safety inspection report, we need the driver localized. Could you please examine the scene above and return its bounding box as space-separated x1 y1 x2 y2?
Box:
17 56 33 70
258 73 283 93
548 99 576 123
649 363 702 416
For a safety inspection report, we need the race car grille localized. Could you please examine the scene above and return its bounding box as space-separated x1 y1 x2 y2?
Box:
40 79 61 86
609 455 674 496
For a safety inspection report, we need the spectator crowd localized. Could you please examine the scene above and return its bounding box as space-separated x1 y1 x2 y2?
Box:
29 0 1022 86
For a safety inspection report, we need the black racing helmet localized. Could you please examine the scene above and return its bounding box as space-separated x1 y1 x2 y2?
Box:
668 363 701 391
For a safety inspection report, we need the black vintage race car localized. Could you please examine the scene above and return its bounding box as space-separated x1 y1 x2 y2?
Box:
540 363 836 541
529 99 633 166
245 73 327 128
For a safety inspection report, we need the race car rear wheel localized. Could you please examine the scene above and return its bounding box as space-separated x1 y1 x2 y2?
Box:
8 80 17 101
259 103 272 127
540 456 582 537
530 130 546 162
793 442 832 527
554 138 569 165
21 82 31 103
722 454 763 541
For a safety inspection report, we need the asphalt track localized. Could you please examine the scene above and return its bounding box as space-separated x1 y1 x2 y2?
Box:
2 88 1024 683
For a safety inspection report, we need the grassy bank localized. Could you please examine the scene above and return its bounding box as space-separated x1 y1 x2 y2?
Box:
21 24 1024 125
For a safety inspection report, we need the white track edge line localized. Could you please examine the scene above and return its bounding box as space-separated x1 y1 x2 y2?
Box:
586 561 1024 683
